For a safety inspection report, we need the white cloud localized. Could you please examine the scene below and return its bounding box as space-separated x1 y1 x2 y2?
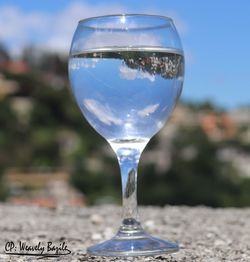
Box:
138 104 159 117
119 64 155 82
0 6 48 39
0 2 126 56
45 2 127 53
0 6 50 56
83 98 122 126
0 2 189 57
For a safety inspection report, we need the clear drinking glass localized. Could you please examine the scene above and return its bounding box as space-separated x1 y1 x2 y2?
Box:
68 14 184 257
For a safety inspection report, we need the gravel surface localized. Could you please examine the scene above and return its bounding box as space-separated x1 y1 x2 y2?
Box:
0 204 249 261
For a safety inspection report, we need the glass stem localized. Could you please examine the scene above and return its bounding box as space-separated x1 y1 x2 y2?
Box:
119 155 138 222
116 148 143 232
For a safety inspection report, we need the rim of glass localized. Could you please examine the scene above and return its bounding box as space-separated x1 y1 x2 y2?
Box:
78 14 173 30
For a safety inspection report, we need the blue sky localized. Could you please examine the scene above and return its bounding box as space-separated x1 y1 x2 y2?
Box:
0 0 250 108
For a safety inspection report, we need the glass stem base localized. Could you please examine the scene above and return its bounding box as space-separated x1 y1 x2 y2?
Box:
87 219 179 257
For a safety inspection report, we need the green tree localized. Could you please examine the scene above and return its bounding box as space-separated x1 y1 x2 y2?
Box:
138 125 250 207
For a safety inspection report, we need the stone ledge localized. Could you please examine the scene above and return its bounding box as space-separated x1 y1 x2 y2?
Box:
0 204 249 261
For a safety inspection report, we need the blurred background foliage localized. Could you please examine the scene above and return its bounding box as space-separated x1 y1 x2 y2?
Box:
1 44 250 207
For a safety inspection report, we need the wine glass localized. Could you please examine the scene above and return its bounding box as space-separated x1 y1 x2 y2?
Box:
68 14 184 257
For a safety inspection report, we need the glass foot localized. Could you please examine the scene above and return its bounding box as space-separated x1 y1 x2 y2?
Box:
87 220 178 257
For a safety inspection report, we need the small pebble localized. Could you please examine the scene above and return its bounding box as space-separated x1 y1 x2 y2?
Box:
144 220 155 230
90 214 103 225
214 239 226 246
91 233 102 240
